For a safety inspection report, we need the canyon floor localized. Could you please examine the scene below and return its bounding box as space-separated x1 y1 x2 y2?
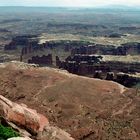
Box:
0 61 140 140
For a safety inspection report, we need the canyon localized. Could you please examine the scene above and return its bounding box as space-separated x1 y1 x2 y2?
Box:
0 7 140 140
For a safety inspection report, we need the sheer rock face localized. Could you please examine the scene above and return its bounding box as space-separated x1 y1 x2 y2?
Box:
0 95 49 135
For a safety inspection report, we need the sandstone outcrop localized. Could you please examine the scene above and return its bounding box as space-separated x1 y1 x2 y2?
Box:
0 95 49 135
0 94 75 140
28 54 53 66
38 126 74 140
57 54 140 87
71 42 140 56
4 35 38 51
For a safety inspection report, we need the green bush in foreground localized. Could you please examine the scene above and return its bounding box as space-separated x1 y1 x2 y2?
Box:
0 124 20 140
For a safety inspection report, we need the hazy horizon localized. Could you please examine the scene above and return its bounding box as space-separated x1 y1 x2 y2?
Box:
0 0 140 7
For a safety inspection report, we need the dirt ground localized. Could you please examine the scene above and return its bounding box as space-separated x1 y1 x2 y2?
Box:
0 62 140 140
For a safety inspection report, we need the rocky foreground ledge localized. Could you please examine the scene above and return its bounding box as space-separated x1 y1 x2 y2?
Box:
0 61 140 140
0 95 74 140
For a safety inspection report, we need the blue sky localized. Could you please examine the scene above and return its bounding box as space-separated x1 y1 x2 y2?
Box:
0 0 140 7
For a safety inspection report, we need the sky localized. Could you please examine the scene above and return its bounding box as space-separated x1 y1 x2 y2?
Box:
0 0 140 7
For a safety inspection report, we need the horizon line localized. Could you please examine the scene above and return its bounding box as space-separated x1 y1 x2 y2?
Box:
0 5 140 8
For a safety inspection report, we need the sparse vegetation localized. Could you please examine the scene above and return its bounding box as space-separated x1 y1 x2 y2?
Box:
106 120 132 139
48 96 56 102
0 121 20 140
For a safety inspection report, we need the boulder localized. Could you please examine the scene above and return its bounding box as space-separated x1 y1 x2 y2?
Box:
0 95 49 135
38 126 74 140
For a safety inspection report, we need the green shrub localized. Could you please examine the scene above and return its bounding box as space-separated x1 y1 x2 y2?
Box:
0 124 20 140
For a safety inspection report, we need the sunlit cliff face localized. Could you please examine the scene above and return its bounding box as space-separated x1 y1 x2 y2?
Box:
0 0 140 7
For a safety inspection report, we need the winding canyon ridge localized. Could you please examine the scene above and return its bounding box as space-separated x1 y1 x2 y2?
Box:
0 6 140 140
